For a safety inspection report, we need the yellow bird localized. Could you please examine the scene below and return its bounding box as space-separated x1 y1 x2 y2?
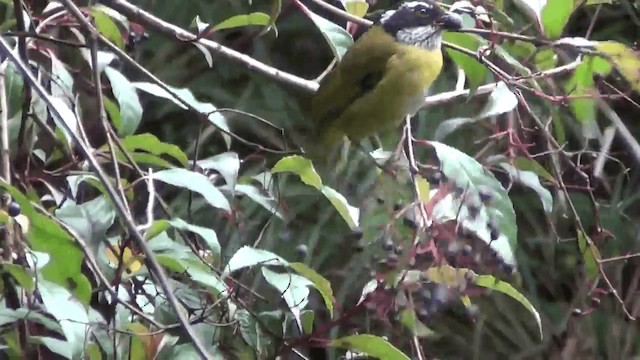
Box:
309 1 462 153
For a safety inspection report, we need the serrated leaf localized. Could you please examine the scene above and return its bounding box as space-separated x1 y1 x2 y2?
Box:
120 133 188 166
330 334 410 360
291 262 334 317
91 9 125 49
104 67 143 136
474 275 543 340
499 163 553 213
213 12 271 31
223 246 288 275
542 0 575 39
150 168 230 212
429 142 517 266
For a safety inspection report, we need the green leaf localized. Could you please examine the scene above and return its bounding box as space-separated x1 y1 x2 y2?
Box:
232 184 285 219
435 82 518 140
542 0 575 39
129 152 174 168
48 96 78 146
197 152 240 191
120 133 189 166
513 157 556 183
291 262 334 317
91 9 124 49
330 334 410 360
29 337 71 359
104 67 143 136
213 12 271 31
301 310 315 335
3 264 34 292
168 218 220 257
474 275 543 340
443 33 489 93
133 82 231 147
320 186 360 229
38 279 90 359
3 62 24 118
577 230 600 282
144 220 171 240
0 308 63 333
535 48 558 71
306 9 353 60
261 267 312 329
429 142 517 266
150 168 230 212
499 163 554 213
103 96 122 131
223 246 288 275
272 155 322 188
273 155 359 229
596 41 640 93
56 196 116 249
0 183 91 304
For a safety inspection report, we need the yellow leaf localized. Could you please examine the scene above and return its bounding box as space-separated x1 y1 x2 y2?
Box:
345 0 369 18
105 246 144 274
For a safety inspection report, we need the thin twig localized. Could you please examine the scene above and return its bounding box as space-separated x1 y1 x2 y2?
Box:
0 31 214 360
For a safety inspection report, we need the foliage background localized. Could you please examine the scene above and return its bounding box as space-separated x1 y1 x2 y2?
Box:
1 0 640 359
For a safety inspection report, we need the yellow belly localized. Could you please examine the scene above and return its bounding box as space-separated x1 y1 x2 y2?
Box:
326 45 443 145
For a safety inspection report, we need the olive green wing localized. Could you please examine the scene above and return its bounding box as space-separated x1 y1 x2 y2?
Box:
310 27 399 131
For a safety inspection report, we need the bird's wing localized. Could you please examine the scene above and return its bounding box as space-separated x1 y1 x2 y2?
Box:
310 27 399 131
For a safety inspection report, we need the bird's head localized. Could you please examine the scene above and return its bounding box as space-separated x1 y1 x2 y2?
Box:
379 1 463 50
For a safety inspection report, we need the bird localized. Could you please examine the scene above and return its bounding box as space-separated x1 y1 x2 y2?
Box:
308 1 462 157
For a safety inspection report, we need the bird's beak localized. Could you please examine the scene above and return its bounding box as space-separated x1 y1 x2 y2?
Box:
437 12 463 31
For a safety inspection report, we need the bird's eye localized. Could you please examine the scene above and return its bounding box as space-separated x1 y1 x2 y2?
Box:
417 7 429 15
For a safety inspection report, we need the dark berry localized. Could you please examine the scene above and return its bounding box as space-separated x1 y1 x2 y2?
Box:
7 202 20 217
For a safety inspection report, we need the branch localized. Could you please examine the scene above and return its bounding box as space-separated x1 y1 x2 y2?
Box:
0 28 215 360
104 0 318 94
